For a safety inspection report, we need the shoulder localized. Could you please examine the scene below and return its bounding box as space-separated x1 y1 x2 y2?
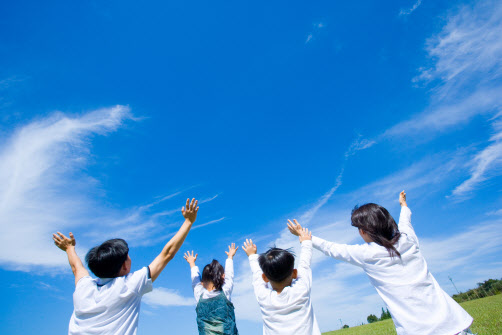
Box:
75 276 96 292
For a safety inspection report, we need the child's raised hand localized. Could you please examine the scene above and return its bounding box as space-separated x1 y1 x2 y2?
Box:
287 219 303 236
242 239 257 256
225 243 239 259
299 227 312 243
183 250 198 267
182 198 199 223
53 232 76 251
399 190 407 207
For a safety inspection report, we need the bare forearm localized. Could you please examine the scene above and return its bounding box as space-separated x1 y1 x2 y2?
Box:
66 247 83 275
150 219 194 281
162 219 193 259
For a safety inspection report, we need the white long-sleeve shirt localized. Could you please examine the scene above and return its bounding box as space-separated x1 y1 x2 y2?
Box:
191 259 234 302
249 240 321 335
312 206 473 335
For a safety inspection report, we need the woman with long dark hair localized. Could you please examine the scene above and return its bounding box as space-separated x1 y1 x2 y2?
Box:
288 191 474 335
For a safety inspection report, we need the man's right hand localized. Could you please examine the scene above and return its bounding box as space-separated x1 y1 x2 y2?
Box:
242 239 257 256
182 198 199 223
399 190 408 207
53 232 76 252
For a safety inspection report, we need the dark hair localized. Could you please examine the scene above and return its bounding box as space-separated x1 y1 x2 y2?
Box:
258 248 295 282
85 239 129 278
351 203 401 258
202 260 225 290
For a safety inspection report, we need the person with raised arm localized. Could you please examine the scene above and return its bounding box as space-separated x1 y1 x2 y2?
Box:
184 243 239 334
288 191 474 335
243 227 321 335
53 198 199 335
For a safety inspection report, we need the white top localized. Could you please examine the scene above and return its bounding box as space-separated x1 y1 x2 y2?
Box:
312 206 473 335
69 267 153 335
191 259 234 302
248 240 321 335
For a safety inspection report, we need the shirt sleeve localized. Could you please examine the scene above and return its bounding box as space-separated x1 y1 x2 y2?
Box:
296 240 313 290
248 254 268 299
312 236 366 267
126 267 153 296
222 259 234 300
397 206 419 246
191 266 204 302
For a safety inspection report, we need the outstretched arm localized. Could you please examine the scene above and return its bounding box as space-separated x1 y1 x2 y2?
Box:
184 250 203 300
53 232 89 286
297 227 313 288
222 243 238 296
398 190 418 245
243 239 267 296
149 198 199 282
288 219 366 267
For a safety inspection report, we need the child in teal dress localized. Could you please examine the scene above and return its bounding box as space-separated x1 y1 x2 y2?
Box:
184 244 239 335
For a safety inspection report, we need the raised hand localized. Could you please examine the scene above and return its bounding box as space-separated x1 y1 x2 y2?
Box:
242 239 257 256
299 227 312 243
53 232 76 251
287 219 303 236
225 243 239 259
183 250 198 267
182 198 199 223
399 190 407 207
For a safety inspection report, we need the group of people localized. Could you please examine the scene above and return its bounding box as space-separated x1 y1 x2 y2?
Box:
53 192 474 335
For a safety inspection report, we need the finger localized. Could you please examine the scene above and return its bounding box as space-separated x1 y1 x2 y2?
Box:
195 206 199 212
194 200 198 210
225 251 229 256
182 206 185 215
57 232 66 239
195 254 198 260
235 246 239 251
190 198 195 210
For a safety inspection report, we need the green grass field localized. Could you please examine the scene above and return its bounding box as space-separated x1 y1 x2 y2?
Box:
323 294 502 335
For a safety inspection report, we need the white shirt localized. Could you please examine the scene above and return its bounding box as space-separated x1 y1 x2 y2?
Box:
191 259 234 302
312 207 473 335
69 267 153 335
249 240 321 335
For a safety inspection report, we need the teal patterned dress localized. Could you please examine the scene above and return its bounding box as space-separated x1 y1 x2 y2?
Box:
196 292 238 335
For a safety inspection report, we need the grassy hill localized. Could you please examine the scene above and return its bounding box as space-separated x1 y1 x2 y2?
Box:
323 294 502 335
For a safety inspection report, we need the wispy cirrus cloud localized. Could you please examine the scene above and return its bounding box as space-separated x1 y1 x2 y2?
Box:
305 22 326 44
384 0 502 199
0 107 220 270
399 0 422 16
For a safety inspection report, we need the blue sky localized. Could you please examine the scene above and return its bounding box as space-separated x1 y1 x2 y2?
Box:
1 0 502 334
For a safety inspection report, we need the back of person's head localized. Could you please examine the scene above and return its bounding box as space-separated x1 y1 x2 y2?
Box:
351 203 401 258
86 238 129 278
202 260 225 290
258 248 295 283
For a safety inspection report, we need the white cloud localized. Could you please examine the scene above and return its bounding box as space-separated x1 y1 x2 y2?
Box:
389 0 502 136
305 21 326 44
384 0 502 199
143 287 194 307
0 106 132 269
0 107 222 270
451 113 502 198
399 0 422 16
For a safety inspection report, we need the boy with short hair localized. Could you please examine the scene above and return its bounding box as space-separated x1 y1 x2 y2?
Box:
242 223 321 335
53 198 199 335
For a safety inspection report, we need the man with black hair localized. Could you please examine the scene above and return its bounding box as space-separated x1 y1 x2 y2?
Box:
52 198 199 335
242 222 321 335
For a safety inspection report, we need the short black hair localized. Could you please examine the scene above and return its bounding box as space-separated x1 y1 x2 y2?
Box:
201 260 225 290
85 238 129 278
258 248 295 282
